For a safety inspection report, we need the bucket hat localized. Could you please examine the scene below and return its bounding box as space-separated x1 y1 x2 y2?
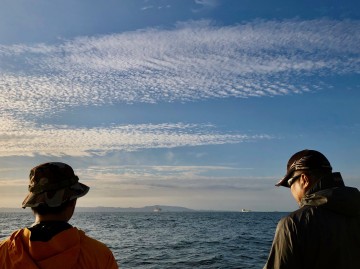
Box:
22 162 89 208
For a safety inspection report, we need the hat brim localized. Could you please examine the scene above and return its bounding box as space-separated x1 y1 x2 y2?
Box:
275 172 292 188
22 182 89 208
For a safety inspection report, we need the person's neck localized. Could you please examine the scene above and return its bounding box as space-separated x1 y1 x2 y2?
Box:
34 201 76 224
35 214 70 224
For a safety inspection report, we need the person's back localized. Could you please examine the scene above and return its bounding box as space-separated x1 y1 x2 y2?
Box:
266 186 360 268
0 162 118 269
0 224 118 269
264 149 360 269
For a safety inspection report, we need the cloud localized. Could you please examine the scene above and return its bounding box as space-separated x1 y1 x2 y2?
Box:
0 19 359 120
75 164 268 192
0 19 358 157
194 0 218 8
0 116 272 157
141 5 154 11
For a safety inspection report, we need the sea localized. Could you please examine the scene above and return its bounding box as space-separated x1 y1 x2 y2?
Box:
0 211 288 269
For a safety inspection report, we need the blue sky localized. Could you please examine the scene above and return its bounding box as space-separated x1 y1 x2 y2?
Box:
0 0 359 211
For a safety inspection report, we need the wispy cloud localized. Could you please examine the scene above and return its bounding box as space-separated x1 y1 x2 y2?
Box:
0 19 358 157
194 0 218 9
76 164 269 193
0 116 272 157
0 19 358 119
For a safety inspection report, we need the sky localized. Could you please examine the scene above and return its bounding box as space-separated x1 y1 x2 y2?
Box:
0 0 359 211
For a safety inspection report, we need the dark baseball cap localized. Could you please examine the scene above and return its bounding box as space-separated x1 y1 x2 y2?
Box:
22 162 90 208
276 149 332 187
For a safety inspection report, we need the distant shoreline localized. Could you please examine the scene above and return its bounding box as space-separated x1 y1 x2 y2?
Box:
0 205 194 213
0 206 285 213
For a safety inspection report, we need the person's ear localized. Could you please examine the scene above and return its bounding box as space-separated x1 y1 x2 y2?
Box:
70 199 77 207
300 174 311 189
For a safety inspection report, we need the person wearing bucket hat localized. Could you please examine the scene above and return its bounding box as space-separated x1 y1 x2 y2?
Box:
264 150 360 269
22 162 90 209
0 162 118 269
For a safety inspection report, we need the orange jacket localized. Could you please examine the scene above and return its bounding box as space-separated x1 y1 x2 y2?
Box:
0 227 118 269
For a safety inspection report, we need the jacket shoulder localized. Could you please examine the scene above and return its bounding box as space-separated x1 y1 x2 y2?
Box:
78 230 112 252
0 229 25 247
77 229 118 269
287 205 316 223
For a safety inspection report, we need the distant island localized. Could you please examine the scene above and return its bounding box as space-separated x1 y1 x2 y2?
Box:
0 205 196 213
0 206 264 213
0 207 292 213
75 205 196 212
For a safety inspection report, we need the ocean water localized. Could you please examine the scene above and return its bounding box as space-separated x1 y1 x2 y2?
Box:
0 211 287 268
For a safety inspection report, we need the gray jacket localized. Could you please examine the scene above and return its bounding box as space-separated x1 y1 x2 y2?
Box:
264 186 360 269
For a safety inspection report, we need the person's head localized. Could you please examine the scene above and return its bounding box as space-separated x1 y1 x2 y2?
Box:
22 162 89 220
276 149 344 204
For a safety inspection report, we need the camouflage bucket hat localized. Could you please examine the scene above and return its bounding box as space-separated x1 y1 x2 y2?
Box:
22 162 90 208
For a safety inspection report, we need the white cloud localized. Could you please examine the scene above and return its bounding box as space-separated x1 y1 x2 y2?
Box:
75 164 267 192
0 19 358 120
0 116 272 157
194 0 218 8
0 19 358 157
141 5 154 11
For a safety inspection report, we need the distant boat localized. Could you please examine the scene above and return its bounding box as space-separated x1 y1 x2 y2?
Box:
241 209 251 212
153 207 162 212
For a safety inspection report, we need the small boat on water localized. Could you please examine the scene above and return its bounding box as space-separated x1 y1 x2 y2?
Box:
153 207 162 212
241 209 251 212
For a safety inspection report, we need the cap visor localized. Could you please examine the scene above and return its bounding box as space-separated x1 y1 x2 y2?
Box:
275 174 291 187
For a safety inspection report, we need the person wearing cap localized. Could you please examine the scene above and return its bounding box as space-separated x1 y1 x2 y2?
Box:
0 162 119 269
263 149 360 269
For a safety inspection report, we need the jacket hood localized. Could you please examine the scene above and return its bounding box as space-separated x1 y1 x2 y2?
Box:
6 227 83 269
300 186 360 217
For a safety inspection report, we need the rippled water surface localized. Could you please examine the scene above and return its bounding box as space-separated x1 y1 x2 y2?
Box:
0 211 287 268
